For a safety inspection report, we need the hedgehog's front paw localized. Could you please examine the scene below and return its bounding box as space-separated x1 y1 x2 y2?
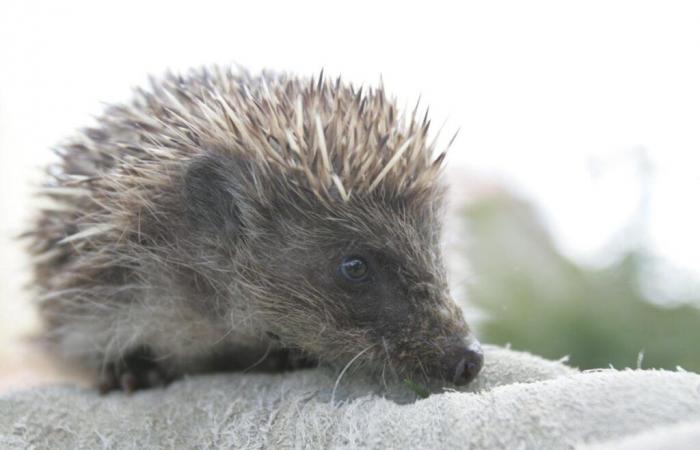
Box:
98 348 174 394
270 348 319 371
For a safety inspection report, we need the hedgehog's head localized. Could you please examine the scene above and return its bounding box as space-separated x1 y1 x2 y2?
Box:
180 72 482 386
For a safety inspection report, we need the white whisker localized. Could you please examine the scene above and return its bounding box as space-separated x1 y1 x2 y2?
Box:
331 344 374 405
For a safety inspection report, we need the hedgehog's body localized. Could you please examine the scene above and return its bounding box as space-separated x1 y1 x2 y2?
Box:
26 68 483 392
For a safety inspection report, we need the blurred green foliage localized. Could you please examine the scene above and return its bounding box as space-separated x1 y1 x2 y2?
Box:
463 193 700 372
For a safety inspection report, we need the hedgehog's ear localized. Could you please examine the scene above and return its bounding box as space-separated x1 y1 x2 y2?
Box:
183 153 248 238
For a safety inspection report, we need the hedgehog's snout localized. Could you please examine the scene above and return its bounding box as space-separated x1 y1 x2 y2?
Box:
442 335 484 386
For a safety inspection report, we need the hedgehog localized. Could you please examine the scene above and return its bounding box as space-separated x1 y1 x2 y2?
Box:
24 67 483 393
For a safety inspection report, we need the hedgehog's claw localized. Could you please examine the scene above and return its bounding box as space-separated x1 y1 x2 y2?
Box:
98 348 173 394
97 369 118 395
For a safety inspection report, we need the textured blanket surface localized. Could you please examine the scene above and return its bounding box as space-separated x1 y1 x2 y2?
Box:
580 420 700 450
1 345 699 449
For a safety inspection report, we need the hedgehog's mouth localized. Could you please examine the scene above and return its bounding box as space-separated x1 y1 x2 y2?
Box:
408 335 484 386
266 331 281 341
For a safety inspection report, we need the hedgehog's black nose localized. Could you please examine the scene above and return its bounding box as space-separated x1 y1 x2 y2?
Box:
451 337 484 386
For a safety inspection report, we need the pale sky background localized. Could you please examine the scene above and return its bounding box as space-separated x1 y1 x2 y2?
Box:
1 0 700 363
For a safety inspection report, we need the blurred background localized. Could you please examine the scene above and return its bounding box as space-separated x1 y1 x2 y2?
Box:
1 0 699 390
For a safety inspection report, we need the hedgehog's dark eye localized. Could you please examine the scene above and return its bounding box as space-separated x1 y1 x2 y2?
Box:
339 256 369 281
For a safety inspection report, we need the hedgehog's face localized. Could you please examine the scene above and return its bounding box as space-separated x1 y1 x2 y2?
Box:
255 200 483 386
185 153 483 387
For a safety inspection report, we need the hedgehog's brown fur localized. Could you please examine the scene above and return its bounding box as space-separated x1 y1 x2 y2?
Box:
25 67 482 392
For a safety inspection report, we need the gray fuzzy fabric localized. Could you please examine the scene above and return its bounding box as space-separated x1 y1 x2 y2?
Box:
1 345 699 449
580 420 700 450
